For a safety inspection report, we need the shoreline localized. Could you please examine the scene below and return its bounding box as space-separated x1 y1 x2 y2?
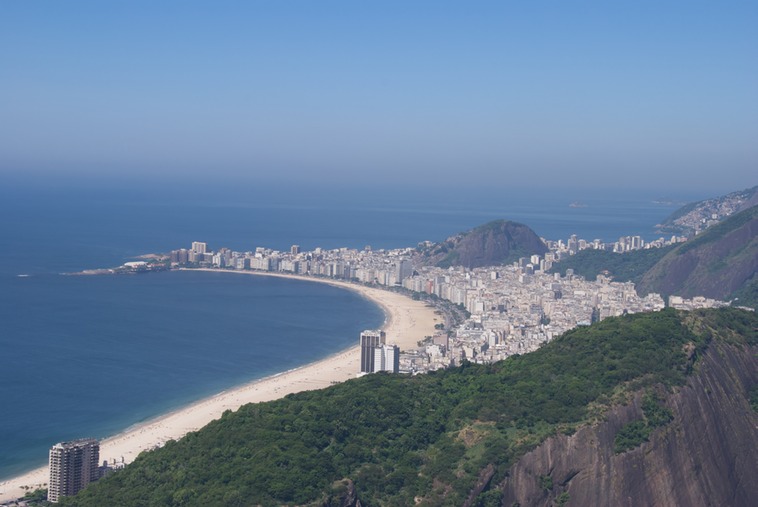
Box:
0 269 440 502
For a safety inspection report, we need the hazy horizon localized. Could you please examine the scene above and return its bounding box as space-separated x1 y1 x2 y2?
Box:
2 1 756 195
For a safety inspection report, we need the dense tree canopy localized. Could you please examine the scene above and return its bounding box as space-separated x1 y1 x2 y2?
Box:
62 308 756 507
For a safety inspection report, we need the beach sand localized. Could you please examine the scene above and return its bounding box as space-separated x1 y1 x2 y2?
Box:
0 270 440 502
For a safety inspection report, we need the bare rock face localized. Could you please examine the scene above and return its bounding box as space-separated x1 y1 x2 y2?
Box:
324 479 363 507
498 340 758 507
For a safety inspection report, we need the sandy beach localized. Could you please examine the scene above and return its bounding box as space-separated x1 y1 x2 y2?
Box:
0 270 440 502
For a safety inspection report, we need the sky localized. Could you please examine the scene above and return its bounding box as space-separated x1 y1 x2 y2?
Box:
1 1 756 195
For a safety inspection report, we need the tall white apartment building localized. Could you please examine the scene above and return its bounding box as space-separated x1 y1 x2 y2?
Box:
191 241 207 254
373 344 400 373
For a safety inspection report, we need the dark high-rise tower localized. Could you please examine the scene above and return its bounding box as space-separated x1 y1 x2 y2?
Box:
360 330 386 373
48 439 100 503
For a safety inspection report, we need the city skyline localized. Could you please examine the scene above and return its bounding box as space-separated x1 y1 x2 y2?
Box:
1 1 756 194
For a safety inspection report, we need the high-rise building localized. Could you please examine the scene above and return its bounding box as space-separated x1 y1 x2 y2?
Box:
373 344 400 373
291 244 300 255
568 234 578 254
170 248 189 264
360 330 386 373
373 346 385 372
48 438 100 503
191 241 207 254
394 259 413 284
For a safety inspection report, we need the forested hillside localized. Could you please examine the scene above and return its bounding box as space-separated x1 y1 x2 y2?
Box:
548 245 673 284
62 308 758 507
638 205 758 306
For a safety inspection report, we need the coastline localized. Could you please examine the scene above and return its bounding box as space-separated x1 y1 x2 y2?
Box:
0 269 439 502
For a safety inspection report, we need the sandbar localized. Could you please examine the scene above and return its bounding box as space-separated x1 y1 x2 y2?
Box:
0 269 440 502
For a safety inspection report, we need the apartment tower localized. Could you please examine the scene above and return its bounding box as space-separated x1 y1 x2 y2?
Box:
48 438 100 503
359 330 386 373
373 344 400 373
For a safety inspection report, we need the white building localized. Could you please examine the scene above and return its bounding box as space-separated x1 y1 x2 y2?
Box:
373 344 400 373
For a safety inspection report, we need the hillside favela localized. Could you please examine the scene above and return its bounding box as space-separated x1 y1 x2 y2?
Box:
3 185 756 506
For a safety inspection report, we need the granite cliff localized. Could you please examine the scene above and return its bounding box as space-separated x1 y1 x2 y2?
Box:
498 320 758 506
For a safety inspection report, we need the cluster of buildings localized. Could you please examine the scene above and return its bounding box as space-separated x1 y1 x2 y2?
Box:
544 233 686 259
359 330 399 374
27 218 741 503
407 266 665 370
658 187 756 235
167 231 696 373
168 234 686 284
668 295 730 311
170 242 416 286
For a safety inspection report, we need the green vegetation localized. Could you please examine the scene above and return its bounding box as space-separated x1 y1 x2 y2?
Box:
473 220 511 234
614 420 650 454
642 391 674 427
549 246 674 285
676 205 758 256
539 474 553 491
438 250 461 268
637 205 758 302
730 274 758 310
20 488 51 506
61 309 756 507
749 386 758 413
614 391 674 453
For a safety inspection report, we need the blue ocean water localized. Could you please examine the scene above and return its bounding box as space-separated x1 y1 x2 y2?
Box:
0 182 687 480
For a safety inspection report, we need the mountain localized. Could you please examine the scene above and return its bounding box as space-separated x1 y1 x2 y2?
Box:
61 308 758 507
657 185 758 236
500 309 758 506
414 219 548 269
637 205 758 305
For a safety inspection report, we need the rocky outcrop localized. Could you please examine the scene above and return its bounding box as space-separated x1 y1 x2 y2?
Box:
324 479 363 507
497 339 758 506
463 464 496 507
416 220 548 269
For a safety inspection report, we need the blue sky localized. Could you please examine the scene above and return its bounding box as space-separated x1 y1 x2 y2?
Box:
1 1 756 194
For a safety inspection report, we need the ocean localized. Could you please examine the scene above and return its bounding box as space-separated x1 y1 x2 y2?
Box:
0 182 687 479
